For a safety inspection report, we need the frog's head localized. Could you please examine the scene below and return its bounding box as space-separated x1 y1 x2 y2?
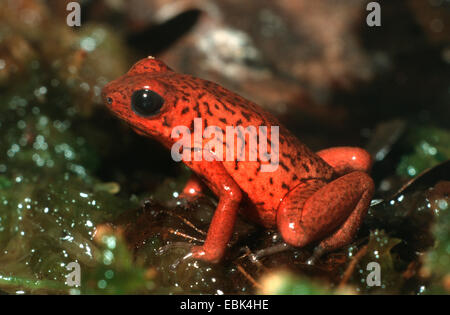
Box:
102 57 191 143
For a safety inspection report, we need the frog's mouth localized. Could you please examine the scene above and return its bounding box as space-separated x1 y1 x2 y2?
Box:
130 124 151 137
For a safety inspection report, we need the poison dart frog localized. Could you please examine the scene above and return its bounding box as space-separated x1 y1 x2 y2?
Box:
102 57 374 263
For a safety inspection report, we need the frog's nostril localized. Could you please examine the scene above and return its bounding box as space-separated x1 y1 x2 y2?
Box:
101 86 113 105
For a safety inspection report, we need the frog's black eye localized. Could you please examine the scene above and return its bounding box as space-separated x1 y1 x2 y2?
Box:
131 89 164 117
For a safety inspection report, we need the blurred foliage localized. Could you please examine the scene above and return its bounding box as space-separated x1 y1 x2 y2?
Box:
397 127 450 178
258 270 337 295
347 230 402 294
0 6 137 293
78 228 151 294
422 181 450 294
0 61 138 294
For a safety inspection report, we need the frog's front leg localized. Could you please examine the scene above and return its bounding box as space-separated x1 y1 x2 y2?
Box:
185 160 242 263
277 171 374 261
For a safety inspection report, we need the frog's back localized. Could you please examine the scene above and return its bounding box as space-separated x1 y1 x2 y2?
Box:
178 74 334 227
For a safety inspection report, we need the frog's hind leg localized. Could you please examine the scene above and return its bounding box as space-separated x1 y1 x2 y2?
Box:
316 147 372 176
277 171 374 262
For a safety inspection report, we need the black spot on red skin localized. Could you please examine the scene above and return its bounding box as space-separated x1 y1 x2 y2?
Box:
203 102 212 115
302 162 310 172
255 161 261 175
218 100 236 115
282 183 290 190
241 111 251 121
282 153 297 167
162 116 170 127
181 107 190 114
219 118 227 124
279 161 290 172
183 79 196 90
193 101 201 117
266 137 272 148
269 178 273 185
173 96 179 108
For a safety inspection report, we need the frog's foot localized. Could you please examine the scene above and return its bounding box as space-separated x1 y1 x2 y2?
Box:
251 243 292 262
157 243 223 264
158 242 193 255
157 242 196 269
188 245 224 263
277 171 374 263
316 147 372 177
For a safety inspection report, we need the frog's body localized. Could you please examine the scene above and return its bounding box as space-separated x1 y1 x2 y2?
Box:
102 57 374 263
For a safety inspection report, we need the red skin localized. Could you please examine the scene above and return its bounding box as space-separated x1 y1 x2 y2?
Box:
102 57 375 263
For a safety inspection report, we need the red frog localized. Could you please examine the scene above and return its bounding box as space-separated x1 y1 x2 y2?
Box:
102 57 375 263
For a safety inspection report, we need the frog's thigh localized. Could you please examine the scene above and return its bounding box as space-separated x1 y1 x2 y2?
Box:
316 147 372 176
277 171 374 249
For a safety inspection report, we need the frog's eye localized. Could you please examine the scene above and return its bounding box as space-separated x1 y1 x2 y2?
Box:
131 89 164 117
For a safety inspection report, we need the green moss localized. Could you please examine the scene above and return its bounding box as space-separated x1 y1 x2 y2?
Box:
78 231 151 295
258 271 335 295
349 230 402 294
0 59 137 294
423 186 450 294
397 127 450 178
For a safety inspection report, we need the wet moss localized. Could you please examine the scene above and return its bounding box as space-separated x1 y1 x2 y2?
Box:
0 45 136 294
258 270 337 295
397 127 450 178
422 181 450 294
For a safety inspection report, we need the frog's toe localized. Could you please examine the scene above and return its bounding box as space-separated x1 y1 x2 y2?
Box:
189 245 223 263
190 245 207 259
157 242 192 256
178 191 202 202
305 256 316 265
305 245 325 265
251 243 291 262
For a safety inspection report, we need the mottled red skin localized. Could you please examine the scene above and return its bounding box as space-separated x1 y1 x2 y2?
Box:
102 57 375 263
